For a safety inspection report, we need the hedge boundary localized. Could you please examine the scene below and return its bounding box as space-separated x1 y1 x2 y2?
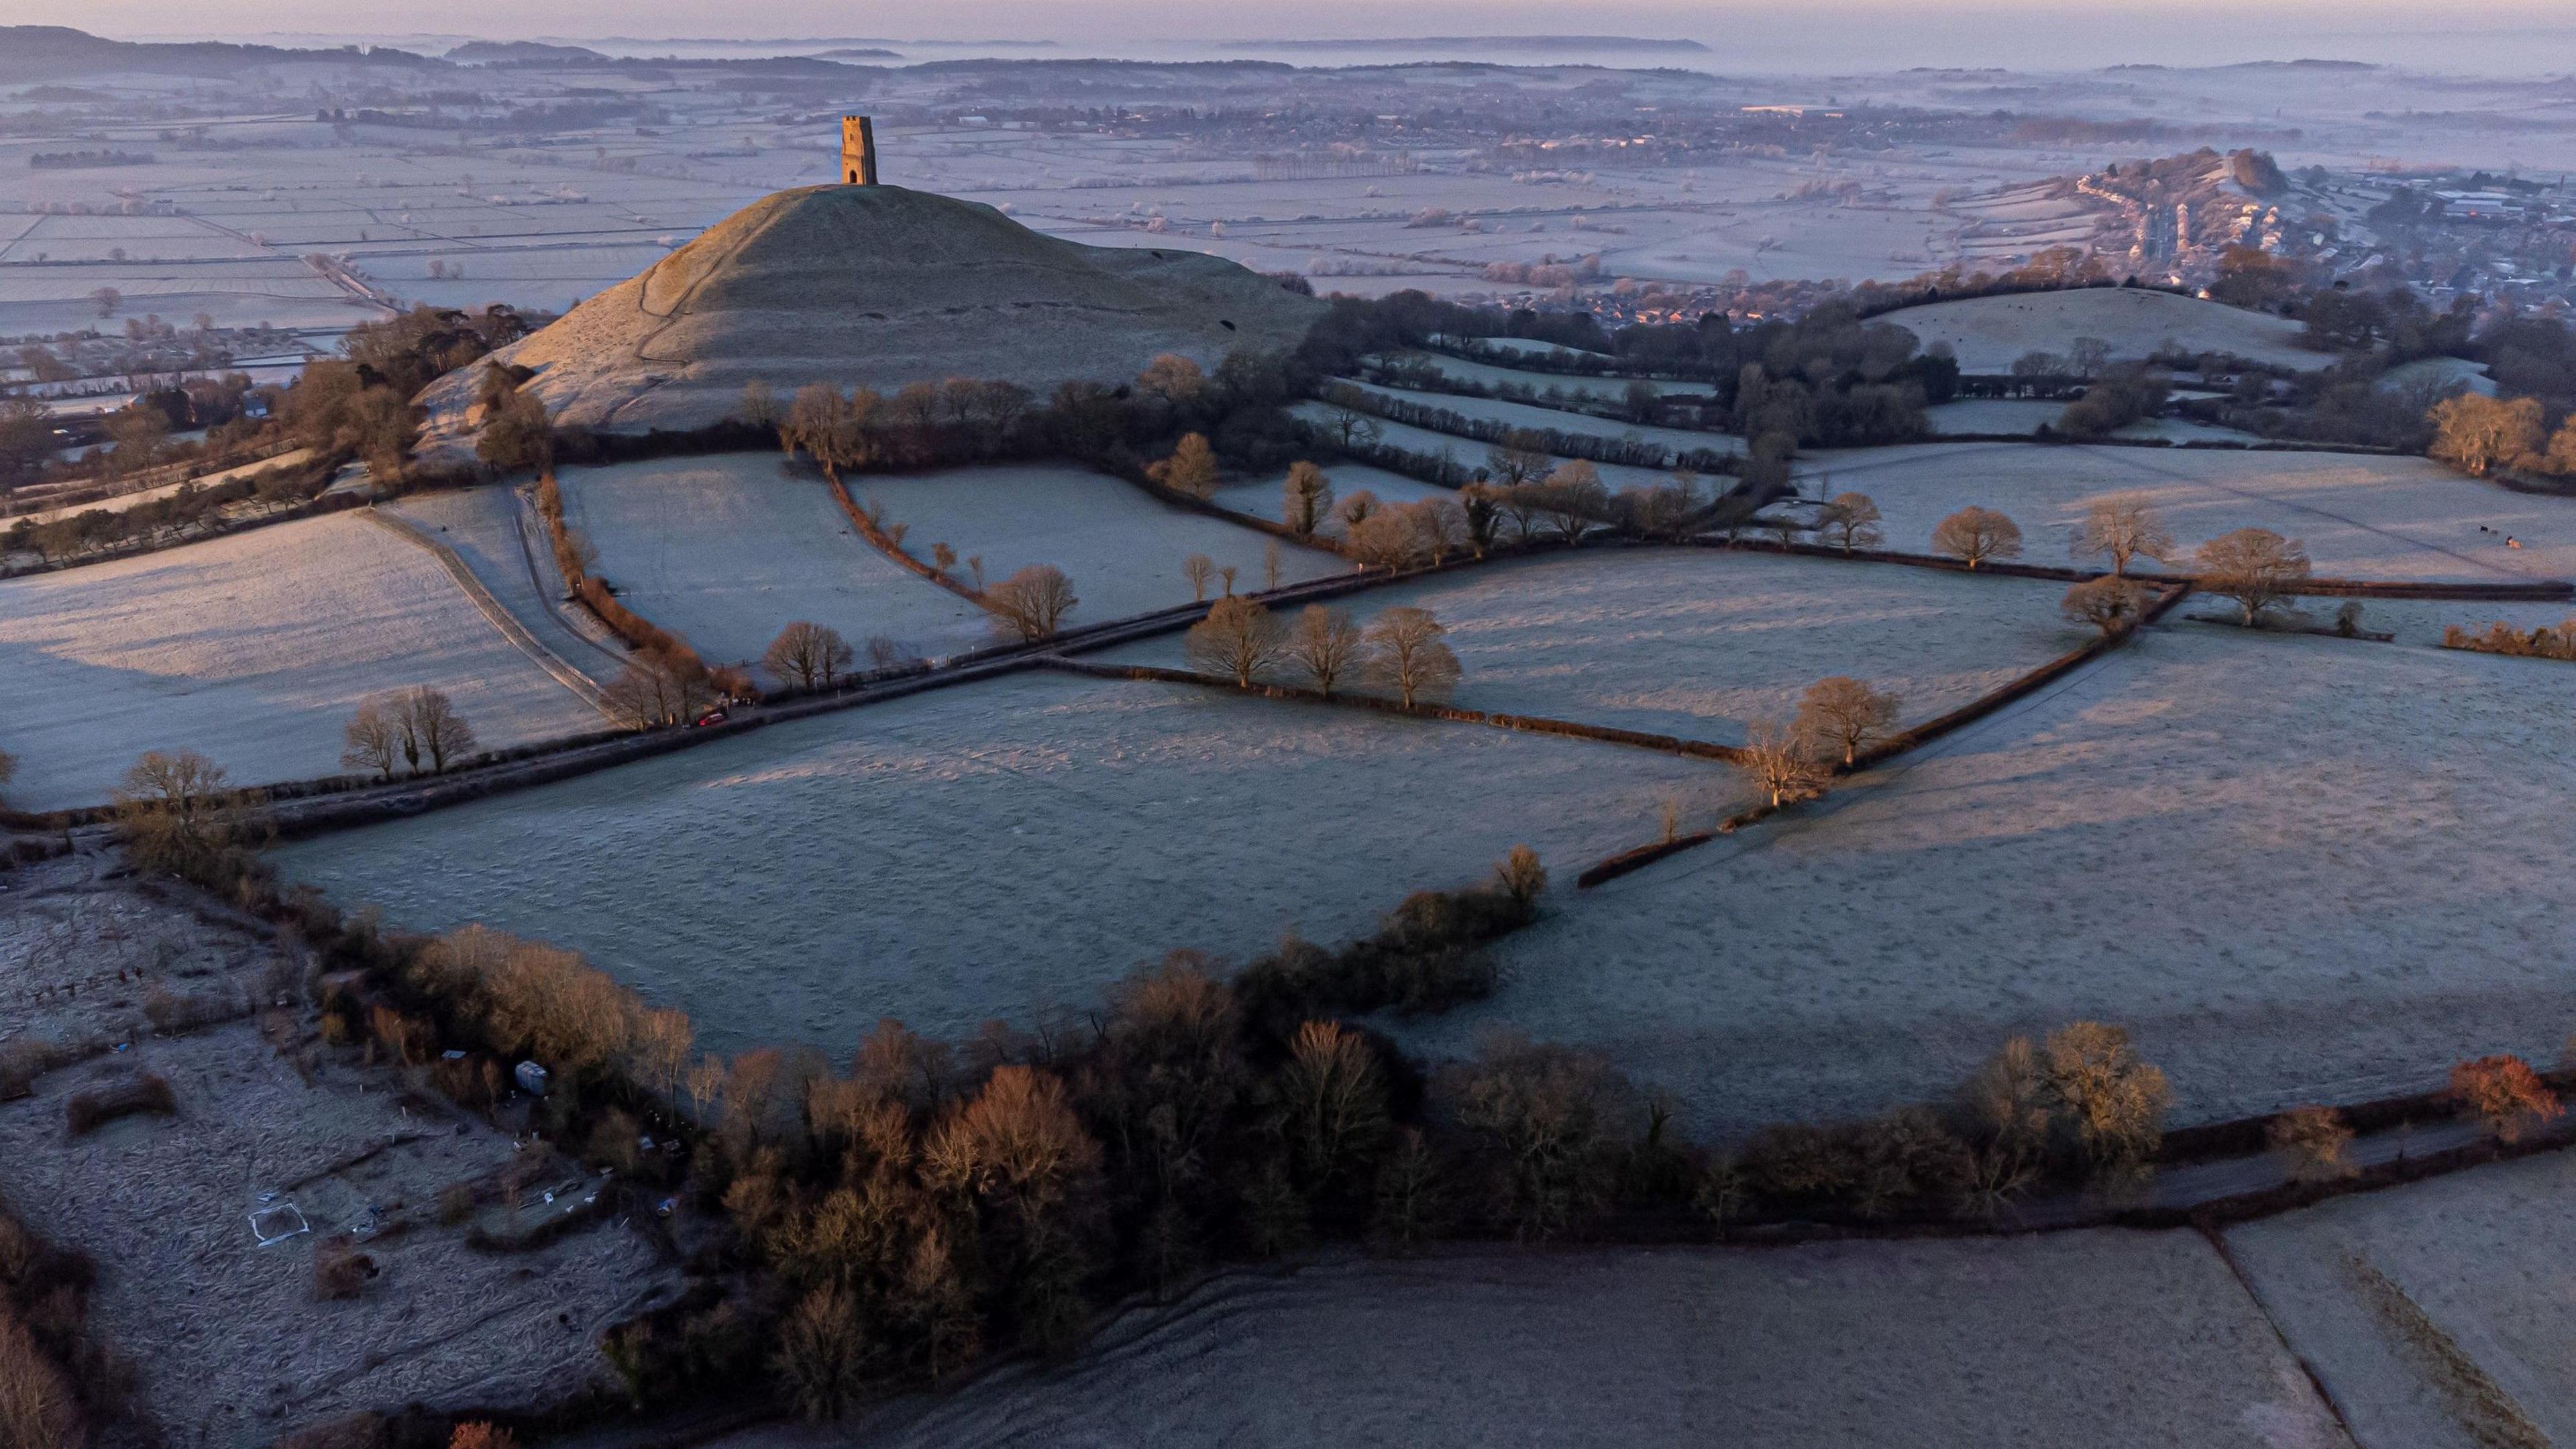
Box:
1574 582 2191 889
822 474 988 604
1694 535 2575 602
1040 657 1748 763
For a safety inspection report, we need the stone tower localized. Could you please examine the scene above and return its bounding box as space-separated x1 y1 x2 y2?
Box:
841 116 877 186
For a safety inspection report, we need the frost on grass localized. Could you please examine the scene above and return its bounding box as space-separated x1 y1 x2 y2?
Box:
1099 549 2082 745
847 464 1344 623
1872 287 2323 374
2226 1150 2576 1449
1797 442 2576 584
839 1232 2342 1449
552 454 990 672
1397 623 2576 1134
0 513 600 808
271 672 1725 1057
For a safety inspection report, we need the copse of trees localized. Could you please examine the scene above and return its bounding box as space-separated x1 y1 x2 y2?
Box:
2053 363 2170 439
983 565 1077 642
340 687 478 780
763 621 854 691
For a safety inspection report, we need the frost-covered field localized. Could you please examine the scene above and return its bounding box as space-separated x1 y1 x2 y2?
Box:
1796 442 2576 584
2227 1150 2576 1449
818 1232 2343 1449
1924 398 2265 443
1209 464 1454 525
384 484 630 682
270 672 1717 1057
1399 352 1710 403
1291 407 1678 495
1400 621 2576 1134
1340 380 1745 457
0 513 600 808
1874 288 2326 373
848 465 1344 625
1098 548 2080 747
553 455 989 674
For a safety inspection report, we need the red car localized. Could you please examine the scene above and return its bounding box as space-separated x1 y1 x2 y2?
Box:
692 708 729 728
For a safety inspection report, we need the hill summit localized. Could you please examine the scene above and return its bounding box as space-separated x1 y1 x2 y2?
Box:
417 184 1324 441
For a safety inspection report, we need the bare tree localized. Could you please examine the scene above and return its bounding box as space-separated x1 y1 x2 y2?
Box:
1407 497 1469 564
1219 564 1238 597
2072 494 2173 576
1138 353 1206 406
1930 506 2023 569
1815 492 1883 553
764 621 854 690
1334 489 1383 532
1484 431 1550 488
2041 1021 2170 1171
1263 539 1283 591
1183 596 1285 686
340 698 404 780
2195 527 2310 625
1285 605 1363 694
1792 677 1900 766
1282 461 1334 536
114 749 255 876
1362 606 1461 706
1344 506 1421 570
400 687 477 773
1322 403 1382 452
1146 433 1221 500
1181 553 1216 602
1537 462 1607 545
740 379 777 431
1736 720 1825 808
2060 576 2148 637
604 650 719 727
983 565 1077 641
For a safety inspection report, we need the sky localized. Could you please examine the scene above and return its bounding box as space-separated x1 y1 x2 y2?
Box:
19 0 2576 74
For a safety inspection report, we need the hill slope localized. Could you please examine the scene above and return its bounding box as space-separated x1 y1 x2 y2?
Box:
419 184 1324 442
1875 287 2323 372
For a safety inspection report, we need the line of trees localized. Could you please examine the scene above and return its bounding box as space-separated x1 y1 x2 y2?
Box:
339 688 477 780
1184 600 1462 706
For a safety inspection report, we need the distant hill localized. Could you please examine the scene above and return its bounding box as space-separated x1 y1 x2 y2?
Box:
415 184 1324 443
1239 35 1711 54
445 40 608 64
0 25 442 83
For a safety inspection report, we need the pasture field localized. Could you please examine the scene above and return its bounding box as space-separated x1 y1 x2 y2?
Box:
1398 351 1713 403
2228 1150 2576 1449
1401 619 2576 1133
1340 378 1746 456
819 1232 2343 1449
847 464 1346 624
553 455 990 674
1923 398 2265 443
1796 443 2576 584
1291 405 1678 494
1873 287 2326 373
270 671 1719 1058
1097 547 2081 747
1210 462 1456 526
0 513 600 808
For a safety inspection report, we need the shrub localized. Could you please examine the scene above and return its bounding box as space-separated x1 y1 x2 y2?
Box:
312 1236 373 1300
2266 1105 2353 1182
2061 576 2149 637
2449 1055 2562 1143
63 1075 174 1136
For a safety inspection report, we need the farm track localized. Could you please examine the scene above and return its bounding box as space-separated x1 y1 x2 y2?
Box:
358 506 614 716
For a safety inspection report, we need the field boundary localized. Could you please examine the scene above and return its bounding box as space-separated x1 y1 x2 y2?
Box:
1039 657 1749 762
823 474 989 604
1574 582 2192 888
358 506 616 716
1691 535 2575 601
